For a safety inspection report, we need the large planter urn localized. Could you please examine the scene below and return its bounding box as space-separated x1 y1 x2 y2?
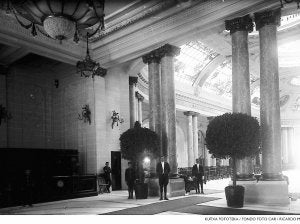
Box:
135 182 148 199
225 185 245 208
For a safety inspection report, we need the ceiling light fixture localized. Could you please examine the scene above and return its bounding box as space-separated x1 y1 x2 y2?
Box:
76 34 106 78
6 0 105 42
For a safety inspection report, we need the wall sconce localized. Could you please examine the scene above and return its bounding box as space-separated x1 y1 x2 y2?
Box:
78 104 91 125
111 110 124 129
0 105 12 126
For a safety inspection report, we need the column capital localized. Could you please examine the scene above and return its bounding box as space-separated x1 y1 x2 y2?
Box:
129 76 138 86
158 44 180 58
142 44 180 64
142 51 161 64
225 15 253 34
184 111 198 116
254 8 281 31
135 91 144 101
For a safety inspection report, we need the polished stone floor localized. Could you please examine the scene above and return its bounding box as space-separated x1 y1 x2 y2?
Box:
0 172 299 215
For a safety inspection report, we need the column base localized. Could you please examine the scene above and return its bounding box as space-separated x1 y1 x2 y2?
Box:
233 180 289 205
145 177 185 197
167 178 186 197
145 177 159 197
236 174 256 181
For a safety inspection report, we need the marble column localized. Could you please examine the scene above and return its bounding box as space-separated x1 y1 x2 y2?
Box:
129 76 138 128
135 91 144 125
255 9 283 180
160 44 180 174
184 111 194 167
225 14 254 179
192 113 199 162
142 51 162 178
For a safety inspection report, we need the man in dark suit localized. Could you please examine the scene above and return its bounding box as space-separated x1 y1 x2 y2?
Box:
156 156 170 200
125 161 136 199
192 158 204 194
103 162 112 193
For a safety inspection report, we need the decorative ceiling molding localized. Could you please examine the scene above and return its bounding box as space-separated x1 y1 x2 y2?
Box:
92 0 281 68
195 55 225 87
92 0 177 41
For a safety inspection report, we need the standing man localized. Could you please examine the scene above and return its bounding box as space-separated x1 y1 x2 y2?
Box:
103 162 112 193
125 162 136 199
192 158 204 194
156 156 170 200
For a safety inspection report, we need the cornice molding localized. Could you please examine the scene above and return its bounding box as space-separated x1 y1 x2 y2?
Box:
92 0 177 41
92 0 280 68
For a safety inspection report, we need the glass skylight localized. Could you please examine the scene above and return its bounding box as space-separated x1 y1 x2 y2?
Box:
202 60 232 98
175 41 218 83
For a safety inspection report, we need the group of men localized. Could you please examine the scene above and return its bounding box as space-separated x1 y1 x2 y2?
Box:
103 157 205 200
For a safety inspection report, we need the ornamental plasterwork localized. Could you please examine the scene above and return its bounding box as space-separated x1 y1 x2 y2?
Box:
92 0 177 41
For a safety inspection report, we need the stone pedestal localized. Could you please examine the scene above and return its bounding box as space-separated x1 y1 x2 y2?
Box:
146 177 160 197
146 177 185 198
236 181 289 205
167 178 186 197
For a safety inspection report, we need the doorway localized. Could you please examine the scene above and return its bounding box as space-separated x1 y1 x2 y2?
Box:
111 151 121 190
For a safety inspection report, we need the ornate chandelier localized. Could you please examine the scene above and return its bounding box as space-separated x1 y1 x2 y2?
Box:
76 35 107 78
7 0 105 42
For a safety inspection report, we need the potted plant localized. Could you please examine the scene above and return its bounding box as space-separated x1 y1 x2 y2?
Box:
205 113 260 208
119 121 160 199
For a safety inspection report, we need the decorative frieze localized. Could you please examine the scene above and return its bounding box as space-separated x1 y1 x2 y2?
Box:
254 8 281 30
92 0 176 41
225 14 253 34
